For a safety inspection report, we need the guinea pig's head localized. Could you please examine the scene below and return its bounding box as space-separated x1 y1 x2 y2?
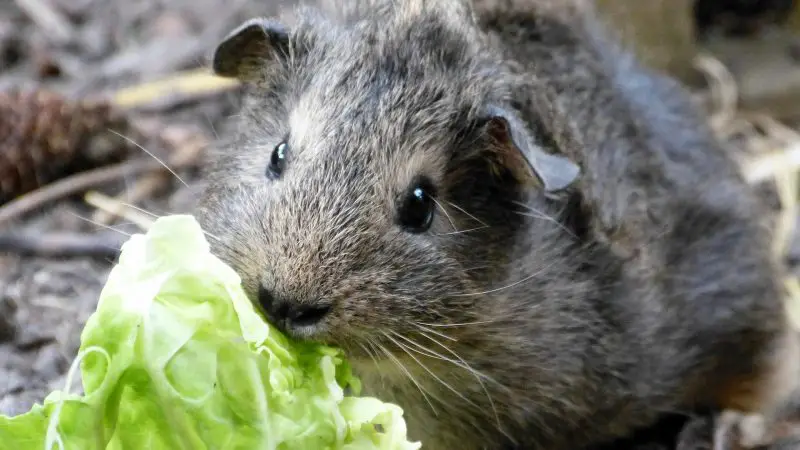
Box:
196 0 580 353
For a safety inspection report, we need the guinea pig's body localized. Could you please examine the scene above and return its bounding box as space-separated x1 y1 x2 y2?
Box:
196 0 800 448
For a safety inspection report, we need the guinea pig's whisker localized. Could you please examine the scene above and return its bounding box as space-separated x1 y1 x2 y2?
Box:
108 129 188 187
204 113 220 141
375 341 440 416
410 326 507 391
69 212 133 237
118 202 161 219
202 231 222 242
82 202 222 244
412 323 457 342
389 330 453 362
512 202 577 239
382 331 481 410
391 330 499 399
430 197 458 232
417 319 500 328
445 202 489 228
435 225 489 236
356 340 382 374
362 339 389 390
409 328 504 431
453 264 551 297
394 329 500 390
462 264 491 272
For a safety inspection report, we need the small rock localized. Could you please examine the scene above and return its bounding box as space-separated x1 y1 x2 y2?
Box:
149 11 191 38
0 294 18 342
14 325 55 351
0 369 26 396
51 0 97 20
77 23 114 60
0 386 49 416
0 17 23 71
31 46 63 79
32 345 68 380
675 415 714 450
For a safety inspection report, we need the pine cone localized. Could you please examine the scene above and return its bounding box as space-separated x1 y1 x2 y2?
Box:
0 88 134 205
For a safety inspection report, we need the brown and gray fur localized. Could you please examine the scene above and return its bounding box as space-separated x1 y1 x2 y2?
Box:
195 0 800 448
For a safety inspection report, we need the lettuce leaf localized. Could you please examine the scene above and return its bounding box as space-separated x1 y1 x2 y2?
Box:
0 215 421 450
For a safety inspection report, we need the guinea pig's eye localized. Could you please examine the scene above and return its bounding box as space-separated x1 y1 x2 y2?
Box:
267 141 288 179
398 178 436 233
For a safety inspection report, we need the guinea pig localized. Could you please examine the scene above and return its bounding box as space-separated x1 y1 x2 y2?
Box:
195 0 800 448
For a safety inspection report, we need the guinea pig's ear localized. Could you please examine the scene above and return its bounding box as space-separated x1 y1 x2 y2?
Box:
212 18 291 82
483 105 580 193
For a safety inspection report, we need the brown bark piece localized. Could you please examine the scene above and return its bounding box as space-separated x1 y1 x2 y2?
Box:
0 88 133 205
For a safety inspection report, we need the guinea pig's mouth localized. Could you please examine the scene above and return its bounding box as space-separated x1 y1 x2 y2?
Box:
240 285 471 370
282 320 330 342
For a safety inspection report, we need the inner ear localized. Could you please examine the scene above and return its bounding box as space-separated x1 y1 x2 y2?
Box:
483 105 580 193
212 17 292 82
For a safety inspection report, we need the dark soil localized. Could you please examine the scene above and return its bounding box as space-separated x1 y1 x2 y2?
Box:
0 0 278 416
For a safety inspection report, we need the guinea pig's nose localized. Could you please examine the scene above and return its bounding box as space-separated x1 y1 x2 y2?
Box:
288 303 332 327
257 284 279 316
257 284 331 330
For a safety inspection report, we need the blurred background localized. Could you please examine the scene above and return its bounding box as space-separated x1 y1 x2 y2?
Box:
2 0 800 446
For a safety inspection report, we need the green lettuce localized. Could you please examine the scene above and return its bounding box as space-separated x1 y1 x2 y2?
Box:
0 215 421 450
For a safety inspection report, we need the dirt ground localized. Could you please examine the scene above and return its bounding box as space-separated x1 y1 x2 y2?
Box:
0 0 287 416
2 0 800 448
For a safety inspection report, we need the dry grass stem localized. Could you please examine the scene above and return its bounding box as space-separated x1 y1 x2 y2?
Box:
110 68 240 111
695 53 800 331
83 191 154 231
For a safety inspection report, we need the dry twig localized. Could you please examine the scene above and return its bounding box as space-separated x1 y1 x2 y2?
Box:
0 157 196 229
1 69 233 205
0 68 226 228
694 53 739 137
110 68 240 111
84 191 154 230
14 0 76 45
0 230 125 258
90 123 208 225
89 173 167 224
